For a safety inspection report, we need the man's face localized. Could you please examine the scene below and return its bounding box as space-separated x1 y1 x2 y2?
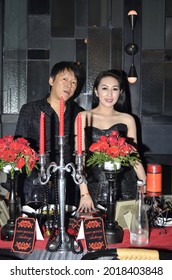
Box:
49 69 78 102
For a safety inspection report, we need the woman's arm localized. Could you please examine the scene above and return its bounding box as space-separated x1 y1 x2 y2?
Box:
126 114 147 184
78 182 95 212
134 161 147 184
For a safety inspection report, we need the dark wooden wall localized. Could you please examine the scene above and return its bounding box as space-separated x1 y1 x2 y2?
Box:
0 0 172 160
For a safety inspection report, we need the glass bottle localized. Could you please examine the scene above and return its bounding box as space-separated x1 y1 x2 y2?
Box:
130 180 149 246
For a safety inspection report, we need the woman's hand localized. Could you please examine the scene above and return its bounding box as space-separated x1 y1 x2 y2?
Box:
77 195 95 212
5 191 10 200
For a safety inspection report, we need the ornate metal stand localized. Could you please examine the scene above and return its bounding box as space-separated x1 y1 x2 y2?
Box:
1 174 17 241
34 136 86 252
103 169 124 244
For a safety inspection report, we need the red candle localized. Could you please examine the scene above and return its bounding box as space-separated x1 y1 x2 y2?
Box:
77 113 82 155
59 96 64 136
40 111 45 154
146 164 162 196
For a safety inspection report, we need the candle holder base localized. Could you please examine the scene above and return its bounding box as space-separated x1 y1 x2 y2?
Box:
102 169 124 245
105 221 123 244
47 232 79 252
1 219 15 241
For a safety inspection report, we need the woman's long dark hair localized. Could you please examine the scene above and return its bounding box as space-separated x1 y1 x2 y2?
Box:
92 69 131 113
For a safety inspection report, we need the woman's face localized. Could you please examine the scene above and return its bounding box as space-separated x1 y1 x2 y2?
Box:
49 69 77 102
94 76 121 108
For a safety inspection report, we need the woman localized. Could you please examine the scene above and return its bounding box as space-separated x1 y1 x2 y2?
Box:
78 70 146 212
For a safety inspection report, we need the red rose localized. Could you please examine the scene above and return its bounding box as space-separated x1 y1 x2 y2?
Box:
0 139 6 148
89 142 109 152
129 144 137 152
99 136 108 142
16 157 25 169
28 155 38 169
117 137 126 146
107 146 120 158
89 143 99 152
3 135 14 143
15 137 29 145
108 136 118 146
111 131 119 137
3 149 17 162
22 147 32 156
9 141 22 153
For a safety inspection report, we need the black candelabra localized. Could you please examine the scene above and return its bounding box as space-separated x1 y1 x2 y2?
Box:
34 135 86 252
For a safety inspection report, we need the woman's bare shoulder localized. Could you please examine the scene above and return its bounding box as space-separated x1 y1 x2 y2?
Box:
80 110 93 126
81 110 92 117
118 112 135 124
121 112 134 119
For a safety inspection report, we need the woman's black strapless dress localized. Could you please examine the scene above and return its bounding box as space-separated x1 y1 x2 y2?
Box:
85 124 137 206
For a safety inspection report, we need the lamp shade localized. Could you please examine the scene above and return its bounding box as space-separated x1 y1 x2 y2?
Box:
128 64 137 84
128 10 138 30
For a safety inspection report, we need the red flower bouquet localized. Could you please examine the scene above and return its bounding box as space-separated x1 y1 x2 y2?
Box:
0 135 39 178
86 131 140 171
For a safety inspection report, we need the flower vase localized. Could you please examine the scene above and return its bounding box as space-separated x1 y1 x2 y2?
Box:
1 173 18 241
103 161 121 171
103 165 124 244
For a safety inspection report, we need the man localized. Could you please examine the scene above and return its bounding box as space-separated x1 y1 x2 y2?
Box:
15 61 85 206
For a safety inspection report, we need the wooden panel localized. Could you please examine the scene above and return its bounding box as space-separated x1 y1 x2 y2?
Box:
142 125 172 154
51 0 75 37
